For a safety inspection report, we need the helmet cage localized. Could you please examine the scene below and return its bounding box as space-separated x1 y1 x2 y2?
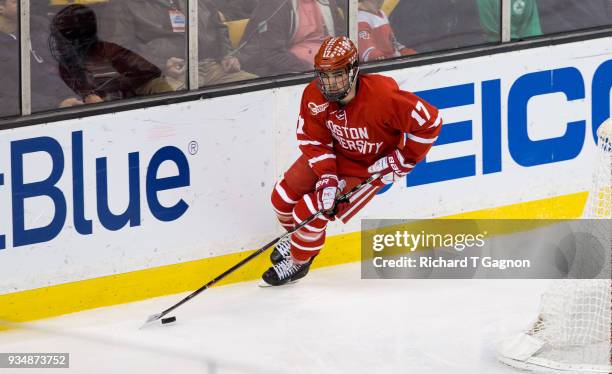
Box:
314 60 359 102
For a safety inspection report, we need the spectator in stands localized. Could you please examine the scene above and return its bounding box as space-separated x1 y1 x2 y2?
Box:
214 0 256 21
536 0 612 35
105 0 256 90
0 0 83 115
476 0 542 41
50 5 171 102
389 0 487 54
357 0 415 62
237 0 345 76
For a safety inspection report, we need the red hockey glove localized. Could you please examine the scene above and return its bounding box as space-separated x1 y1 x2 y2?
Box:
367 149 414 186
317 176 349 221
315 174 339 211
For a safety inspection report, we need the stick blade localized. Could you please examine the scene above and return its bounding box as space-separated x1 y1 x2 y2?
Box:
146 312 163 323
140 313 163 329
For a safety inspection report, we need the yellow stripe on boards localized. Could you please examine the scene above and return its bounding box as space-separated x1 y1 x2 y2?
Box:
318 192 587 267
0 192 588 329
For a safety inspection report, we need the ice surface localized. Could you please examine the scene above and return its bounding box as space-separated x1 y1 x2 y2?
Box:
0 262 550 374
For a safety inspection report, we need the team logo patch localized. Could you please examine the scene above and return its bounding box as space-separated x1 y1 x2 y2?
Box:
359 31 370 40
336 110 346 121
308 101 329 115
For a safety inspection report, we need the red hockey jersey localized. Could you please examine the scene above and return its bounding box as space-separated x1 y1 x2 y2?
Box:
297 74 442 178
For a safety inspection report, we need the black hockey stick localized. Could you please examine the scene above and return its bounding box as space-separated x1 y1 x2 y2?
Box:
142 173 380 326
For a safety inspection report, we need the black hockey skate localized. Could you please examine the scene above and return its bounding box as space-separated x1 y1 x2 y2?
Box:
260 256 315 287
270 236 291 265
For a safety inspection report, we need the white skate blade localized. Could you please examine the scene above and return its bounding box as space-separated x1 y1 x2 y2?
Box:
258 280 273 287
257 279 299 287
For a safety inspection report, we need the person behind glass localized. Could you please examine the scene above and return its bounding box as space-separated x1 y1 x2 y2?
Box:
237 0 345 76
536 0 612 35
476 0 542 41
357 0 415 62
105 0 256 90
0 0 83 115
49 5 171 103
389 0 487 54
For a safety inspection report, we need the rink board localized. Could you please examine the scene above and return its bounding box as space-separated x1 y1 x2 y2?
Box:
0 36 610 323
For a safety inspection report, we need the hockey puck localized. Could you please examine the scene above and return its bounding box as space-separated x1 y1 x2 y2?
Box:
161 316 176 324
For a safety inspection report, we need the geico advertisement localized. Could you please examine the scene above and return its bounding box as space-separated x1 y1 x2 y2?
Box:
358 37 612 220
400 63 608 187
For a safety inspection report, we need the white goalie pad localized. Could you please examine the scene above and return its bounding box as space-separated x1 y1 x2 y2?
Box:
497 332 545 362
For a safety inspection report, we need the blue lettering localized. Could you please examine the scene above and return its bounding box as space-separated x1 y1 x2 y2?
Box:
96 152 141 231
482 79 502 174
5 131 192 247
592 60 612 143
146 146 190 222
11 136 67 247
409 83 476 186
508 67 585 167
72 131 92 235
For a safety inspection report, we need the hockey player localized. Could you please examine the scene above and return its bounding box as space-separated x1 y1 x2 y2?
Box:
262 36 442 286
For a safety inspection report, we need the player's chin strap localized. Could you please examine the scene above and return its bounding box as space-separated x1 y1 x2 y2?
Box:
142 173 381 327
